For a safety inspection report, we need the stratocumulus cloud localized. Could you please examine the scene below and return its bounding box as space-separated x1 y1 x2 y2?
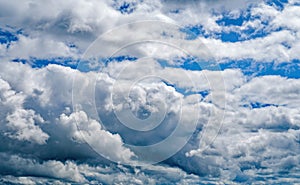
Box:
0 0 299 184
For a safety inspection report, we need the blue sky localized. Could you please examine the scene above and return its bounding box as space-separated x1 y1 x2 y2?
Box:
0 0 299 184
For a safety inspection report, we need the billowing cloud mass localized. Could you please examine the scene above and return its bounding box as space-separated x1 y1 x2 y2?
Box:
0 0 300 184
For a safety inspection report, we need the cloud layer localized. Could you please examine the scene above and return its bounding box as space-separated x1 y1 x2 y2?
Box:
1 0 300 62
0 59 299 183
0 0 299 184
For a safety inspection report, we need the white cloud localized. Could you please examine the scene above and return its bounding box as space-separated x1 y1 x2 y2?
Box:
6 35 79 59
0 58 299 183
1 0 299 62
0 153 86 183
235 75 300 108
0 0 300 183
0 78 49 144
199 29 295 62
6 109 48 144
58 111 135 163
0 152 205 184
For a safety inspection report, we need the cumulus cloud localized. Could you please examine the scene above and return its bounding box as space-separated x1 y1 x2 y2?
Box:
6 35 79 59
0 57 299 183
0 0 300 184
0 78 49 144
58 111 135 163
0 0 299 62
0 153 86 183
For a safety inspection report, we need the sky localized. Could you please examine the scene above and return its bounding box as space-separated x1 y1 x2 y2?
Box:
0 0 299 184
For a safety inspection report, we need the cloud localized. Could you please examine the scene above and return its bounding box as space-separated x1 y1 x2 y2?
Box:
0 152 206 184
235 75 300 108
0 152 87 183
6 35 79 59
0 57 299 183
1 0 299 63
0 78 49 144
58 111 135 163
0 0 300 184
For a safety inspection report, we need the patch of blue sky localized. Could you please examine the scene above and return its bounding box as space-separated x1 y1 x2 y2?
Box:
219 31 240 42
215 0 287 28
240 27 268 40
0 28 19 48
216 11 250 27
216 0 290 41
11 57 79 69
182 24 272 43
181 24 268 43
217 23 273 42
242 102 280 109
105 55 138 63
220 59 300 79
180 25 208 40
156 58 169 68
12 54 299 80
10 55 138 72
157 57 216 71
239 20 286 41
159 55 300 79
113 1 137 14
181 2 289 43
181 60 202 70
265 0 288 11
215 10 268 42
181 8 251 41
156 60 211 97
162 79 209 98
